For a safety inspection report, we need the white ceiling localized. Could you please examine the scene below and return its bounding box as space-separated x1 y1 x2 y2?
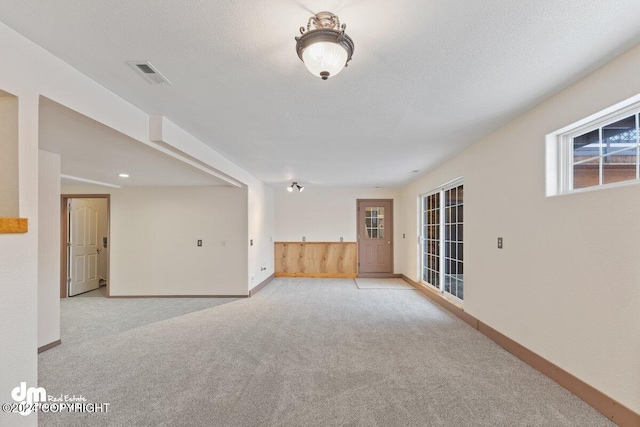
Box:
39 98 228 187
3 1 640 188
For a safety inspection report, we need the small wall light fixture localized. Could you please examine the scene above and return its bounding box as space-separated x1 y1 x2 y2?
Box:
287 182 304 192
295 11 354 80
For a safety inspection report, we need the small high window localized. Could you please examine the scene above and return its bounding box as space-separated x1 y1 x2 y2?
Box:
572 114 638 190
548 97 640 195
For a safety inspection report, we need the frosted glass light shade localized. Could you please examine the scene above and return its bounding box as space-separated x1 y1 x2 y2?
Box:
302 41 348 79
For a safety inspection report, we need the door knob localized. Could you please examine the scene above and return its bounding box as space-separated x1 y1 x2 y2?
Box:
388 241 391 244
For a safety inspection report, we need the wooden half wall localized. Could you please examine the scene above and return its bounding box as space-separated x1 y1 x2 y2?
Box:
275 242 357 278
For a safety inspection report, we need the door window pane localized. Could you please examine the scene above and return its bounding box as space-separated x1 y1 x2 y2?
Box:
365 207 385 239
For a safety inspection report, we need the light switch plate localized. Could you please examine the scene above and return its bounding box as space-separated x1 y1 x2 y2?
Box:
497 237 503 249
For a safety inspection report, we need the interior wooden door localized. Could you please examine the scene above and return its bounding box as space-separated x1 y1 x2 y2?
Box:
357 199 393 274
68 199 100 296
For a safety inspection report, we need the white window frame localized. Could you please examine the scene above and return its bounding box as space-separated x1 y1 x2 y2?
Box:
419 177 463 305
547 94 640 196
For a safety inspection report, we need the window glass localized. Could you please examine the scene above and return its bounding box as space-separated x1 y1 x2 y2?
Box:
570 113 639 191
365 207 385 239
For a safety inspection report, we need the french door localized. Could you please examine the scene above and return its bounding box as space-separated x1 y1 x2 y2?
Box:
420 180 464 302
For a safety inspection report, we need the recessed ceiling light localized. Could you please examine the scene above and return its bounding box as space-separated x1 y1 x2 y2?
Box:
118 173 129 178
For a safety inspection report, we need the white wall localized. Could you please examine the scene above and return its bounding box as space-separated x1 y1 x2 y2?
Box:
149 117 276 290
399 44 640 413
0 93 18 217
274 188 402 274
63 184 248 296
248 181 275 289
38 150 61 348
0 93 38 427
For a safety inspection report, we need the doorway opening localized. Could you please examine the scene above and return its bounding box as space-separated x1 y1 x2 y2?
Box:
60 194 110 298
356 199 394 278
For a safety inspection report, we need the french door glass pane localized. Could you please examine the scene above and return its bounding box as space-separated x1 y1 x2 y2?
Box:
443 184 463 301
421 192 440 289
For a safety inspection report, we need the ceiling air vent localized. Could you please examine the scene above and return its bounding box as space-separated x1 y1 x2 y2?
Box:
126 61 171 85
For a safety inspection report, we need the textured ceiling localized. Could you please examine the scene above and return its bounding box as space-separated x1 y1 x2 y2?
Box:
3 1 640 188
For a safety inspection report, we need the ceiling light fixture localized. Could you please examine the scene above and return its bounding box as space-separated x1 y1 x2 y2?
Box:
287 182 304 192
295 11 354 80
118 173 130 178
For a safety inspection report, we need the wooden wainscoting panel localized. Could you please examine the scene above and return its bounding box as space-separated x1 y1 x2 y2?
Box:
0 217 28 233
275 242 357 278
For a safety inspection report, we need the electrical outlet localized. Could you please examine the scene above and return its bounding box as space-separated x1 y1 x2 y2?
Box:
497 237 503 249
340 237 343 242
403 233 406 239
197 240 202 247
302 236 306 242
250 239 253 246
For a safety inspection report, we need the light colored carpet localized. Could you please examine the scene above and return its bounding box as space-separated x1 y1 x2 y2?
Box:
355 278 415 289
38 278 613 426
61 287 239 346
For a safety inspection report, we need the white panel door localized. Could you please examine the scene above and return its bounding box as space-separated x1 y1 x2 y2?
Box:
69 199 100 296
